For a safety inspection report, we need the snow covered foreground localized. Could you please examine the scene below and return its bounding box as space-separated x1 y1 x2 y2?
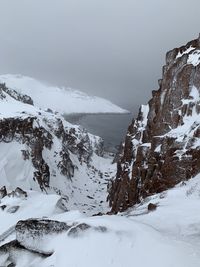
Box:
0 74 128 114
0 175 200 267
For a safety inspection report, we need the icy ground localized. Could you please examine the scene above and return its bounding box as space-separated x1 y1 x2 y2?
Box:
0 74 129 114
0 174 200 267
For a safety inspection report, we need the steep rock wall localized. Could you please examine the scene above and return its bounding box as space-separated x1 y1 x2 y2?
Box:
108 37 200 213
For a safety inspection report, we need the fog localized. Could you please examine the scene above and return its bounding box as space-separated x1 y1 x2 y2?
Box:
0 0 200 113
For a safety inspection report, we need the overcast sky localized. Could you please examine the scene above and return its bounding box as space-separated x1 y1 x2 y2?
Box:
0 0 200 113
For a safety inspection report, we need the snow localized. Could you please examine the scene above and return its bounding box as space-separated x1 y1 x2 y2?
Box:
176 46 195 59
0 87 116 215
0 74 129 114
0 72 200 266
0 89 40 119
187 50 200 66
155 144 161 153
140 104 149 128
1 175 200 266
0 142 36 190
176 46 200 66
181 85 200 105
128 175 200 246
190 86 200 100
160 91 166 106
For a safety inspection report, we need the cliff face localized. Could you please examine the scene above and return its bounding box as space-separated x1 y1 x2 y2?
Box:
0 83 109 214
108 37 200 213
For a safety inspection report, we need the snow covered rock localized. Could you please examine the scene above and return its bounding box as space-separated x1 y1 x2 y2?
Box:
12 188 27 199
108 36 200 213
0 74 128 114
0 81 114 214
0 174 200 266
15 219 71 252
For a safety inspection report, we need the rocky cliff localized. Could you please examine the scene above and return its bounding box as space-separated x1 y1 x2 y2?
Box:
108 36 200 213
0 83 111 214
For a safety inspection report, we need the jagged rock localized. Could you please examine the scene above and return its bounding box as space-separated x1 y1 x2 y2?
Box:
7 188 27 199
0 186 7 199
0 115 102 193
108 36 200 213
92 212 105 216
0 77 109 214
14 188 27 199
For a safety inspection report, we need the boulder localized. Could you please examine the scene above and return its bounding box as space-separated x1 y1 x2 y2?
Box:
147 203 157 211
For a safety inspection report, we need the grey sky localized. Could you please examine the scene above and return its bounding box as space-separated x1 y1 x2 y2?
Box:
0 0 200 113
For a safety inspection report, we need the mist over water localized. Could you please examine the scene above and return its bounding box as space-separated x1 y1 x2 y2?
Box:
65 113 133 152
1 0 200 110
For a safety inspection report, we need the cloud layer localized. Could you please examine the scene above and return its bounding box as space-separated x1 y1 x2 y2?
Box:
0 0 200 113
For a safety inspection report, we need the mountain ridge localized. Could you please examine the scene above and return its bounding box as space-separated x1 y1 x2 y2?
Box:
108 36 200 213
0 74 129 115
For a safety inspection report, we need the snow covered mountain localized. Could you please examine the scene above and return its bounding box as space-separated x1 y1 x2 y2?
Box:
0 82 116 215
0 74 128 114
1 36 200 267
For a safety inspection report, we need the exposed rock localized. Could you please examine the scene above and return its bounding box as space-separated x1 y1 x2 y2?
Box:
16 219 70 238
0 83 33 105
147 203 157 211
108 36 200 213
7 206 20 214
0 186 7 199
0 94 104 194
55 196 69 212
0 205 7 211
7 188 26 198
15 219 71 252
14 188 27 199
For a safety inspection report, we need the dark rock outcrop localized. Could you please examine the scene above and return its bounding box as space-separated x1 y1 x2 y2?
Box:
0 186 7 199
147 203 157 212
15 219 71 252
0 83 33 105
16 219 71 238
108 36 200 213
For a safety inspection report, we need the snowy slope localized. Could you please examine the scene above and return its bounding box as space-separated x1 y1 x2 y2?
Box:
0 74 128 114
0 175 200 267
0 83 115 215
